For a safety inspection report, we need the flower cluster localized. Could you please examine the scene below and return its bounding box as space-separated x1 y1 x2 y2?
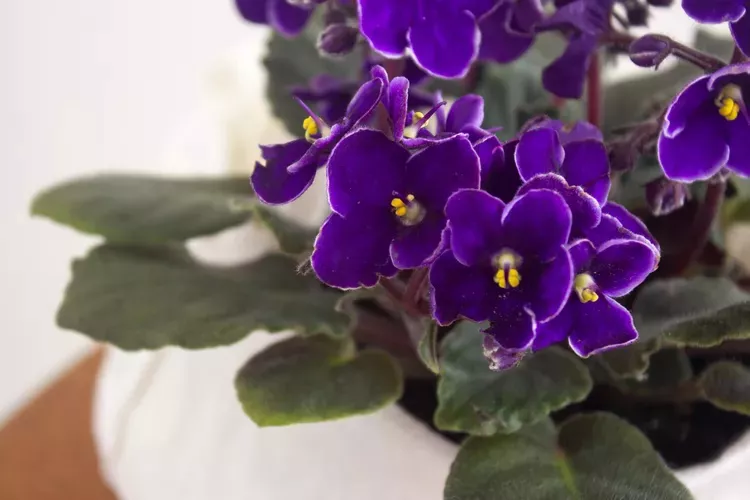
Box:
251 66 661 370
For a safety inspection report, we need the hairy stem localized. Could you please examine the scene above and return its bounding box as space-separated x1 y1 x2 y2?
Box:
587 51 602 127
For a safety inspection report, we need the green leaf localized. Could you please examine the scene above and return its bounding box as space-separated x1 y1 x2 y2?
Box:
58 245 350 350
434 322 592 436
417 322 440 375
32 174 253 244
593 337 661 380
250 204 317 255
235 336 403 426
699 361 750 416
632 277 750 348
444 413 693 500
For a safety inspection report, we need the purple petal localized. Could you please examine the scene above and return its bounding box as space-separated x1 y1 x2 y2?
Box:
388 77 410 140
602 203 660 251
568 239 596 272
502 189 572 262
542 34 597 99
482 305 536 351
267 0 313 36
456 0 499 17
235 0 268 24
429 249 497 325
484 335 527 371
483 140 523 203
539 0 613 34
251 139 318 205
662 75 712 138
406 135 481 211
446 189 506 266
311 210 398 289
524 246 574 322
433 90 448 133
358 0 414 56
517 173 601 235
478 3 536 64
560 139 611 205
657 107 730 182
727 113 750 176
731 14 750 58
515 127 565 181
533 299 575 351
535 119 603 145
474 134 503 179
446 95 485 132
681 0 746 23
568 295 638 357
390 213 446 269
344 77 385 125
327 129 409 216
408 7 478 78
590 239 658 297
584 214 638 248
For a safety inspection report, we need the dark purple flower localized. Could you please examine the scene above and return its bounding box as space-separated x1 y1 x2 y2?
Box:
657 63 750 182
358 0 498 78
475 136 524 203
251 74 384 204
479 0 543 64
587 203 661 253
235 0 316 37
311 130 480 289
532 118 603 144
534 237 658 357
681 1 750 57
536 0 616 98
515 126 611 205
430 188 574 352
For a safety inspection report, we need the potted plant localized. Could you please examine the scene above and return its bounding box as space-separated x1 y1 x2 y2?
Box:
32 1 750 498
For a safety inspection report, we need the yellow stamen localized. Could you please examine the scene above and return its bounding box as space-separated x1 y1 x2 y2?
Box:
715 84 743 121
507 269 521 288
492 251 522 289
406 194 415 202
412 111 426 126
302 116 319 142
390 195 421 222
574 273 599 303
391 198 405 208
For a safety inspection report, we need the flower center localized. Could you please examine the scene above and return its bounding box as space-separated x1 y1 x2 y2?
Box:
302 116 320 142
403 111 430 139
390 194 425 226
574 273 599 303
715 84 742 121
492 250 522 289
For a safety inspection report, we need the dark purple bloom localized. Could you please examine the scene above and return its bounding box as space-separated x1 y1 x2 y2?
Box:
235 0 317 37
534 237 658 357
681 0 750 57
658 63 750 182
479 0 543 64
515 126 611 205
588 203 661 253
311 130 480 289
318 23 360 56
532 118 603 144
430 188 574 352
410 92 490 145
251 74 384 204
358 0 498 78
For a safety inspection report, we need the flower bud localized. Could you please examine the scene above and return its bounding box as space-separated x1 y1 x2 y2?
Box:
317 24 359 57
626 3 649 26
646 177 690 216
629 35 670 68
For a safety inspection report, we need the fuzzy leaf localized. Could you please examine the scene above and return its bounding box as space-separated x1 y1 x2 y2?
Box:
57 245 349 350
444 413 693 500
417 322 440 375
699 361 750 416
250 204 317 255
434 322 592 435
235 336 402 426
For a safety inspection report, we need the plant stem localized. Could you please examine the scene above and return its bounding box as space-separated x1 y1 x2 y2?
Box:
732 45 748 64
403 268 430 316
352 307 415 357
601 31 726 72
587 51 602 127
378 277 425 317
463 62 483 93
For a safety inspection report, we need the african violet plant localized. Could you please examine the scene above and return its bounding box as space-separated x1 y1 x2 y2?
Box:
30 0 750 498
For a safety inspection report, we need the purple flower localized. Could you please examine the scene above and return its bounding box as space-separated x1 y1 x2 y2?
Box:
357 0 499 78
430 188 574 352
479 0 543 64
515 126 611 205
533 118 603 145
250 72 384 205
475 136 523 202
681 0 750 57
534 237 658 357
235 0 317 37
657 63 750 182
587 203 661 253
311 130 480 289
411 93 490 146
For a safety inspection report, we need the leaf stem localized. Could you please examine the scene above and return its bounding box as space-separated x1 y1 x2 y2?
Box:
601 31 726 72
587 51 602 127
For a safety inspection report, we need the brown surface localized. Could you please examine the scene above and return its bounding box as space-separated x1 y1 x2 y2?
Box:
0 349 117 500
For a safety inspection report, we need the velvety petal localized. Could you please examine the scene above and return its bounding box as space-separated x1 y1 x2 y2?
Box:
358 0 414 56
446 95 485 132
568 295 638 357
568 239 596 272
483 140 523 203
533 299 575 351
390 213 446 269
681 0 746 23
515 127 565 181
542 34 597 99
524 247 574 322
727 113 750 176
344 77 385 125
433 90 448 133
474 134 503 179
602 202 660 250
267 0 313 36
235 0 268 24
429 249 496 324
479 3 536 64
535 119 603 145
560 139 611 205
409 7 478 78
657 107 730 182
538 0 613 34
502 189 572 262
388 76 410 140
311 210 398 289
406 135 481 211
327 129 409 216
731 14 750 58
662 75 712 138
446 189 505 266
482 304 536 351
584 214 635 248
251 139 318 205
590 239 658 297
517 173 601 234
461 124 491 143
456 0 499 17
